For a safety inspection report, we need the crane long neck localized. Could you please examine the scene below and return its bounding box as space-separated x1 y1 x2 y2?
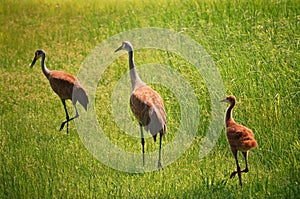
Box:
41 54 51 79
128 50 143 90
225 102 235 126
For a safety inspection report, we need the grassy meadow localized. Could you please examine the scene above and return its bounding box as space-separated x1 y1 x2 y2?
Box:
0 0 299 198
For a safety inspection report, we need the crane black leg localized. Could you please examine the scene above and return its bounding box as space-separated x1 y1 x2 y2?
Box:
140 123 145 166
241 151 249 173
60 99 69 133
60 101 79 133
68 104 79 121
230 148 242 187
158 132 163 170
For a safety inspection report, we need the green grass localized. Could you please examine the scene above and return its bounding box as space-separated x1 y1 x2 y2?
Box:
0 0 299 198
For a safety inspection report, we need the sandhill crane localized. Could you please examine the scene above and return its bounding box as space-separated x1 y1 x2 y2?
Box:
221 95 258 187
30 49 89 133
115 41 166 169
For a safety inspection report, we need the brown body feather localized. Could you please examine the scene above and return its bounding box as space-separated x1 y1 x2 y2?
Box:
48 70 88 110
48 71 76 100
226 121 257 152
130 85 166 141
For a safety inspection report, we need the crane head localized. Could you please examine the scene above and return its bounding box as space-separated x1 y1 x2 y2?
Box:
30 49 46 67
115 41 133 53
220 95 236 104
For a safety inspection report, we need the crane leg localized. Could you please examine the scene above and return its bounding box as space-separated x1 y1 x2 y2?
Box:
230 148 242 187
60 101 79 133
60 100 69 133
140 123 145 166
158 132 163 170
241 151 249 173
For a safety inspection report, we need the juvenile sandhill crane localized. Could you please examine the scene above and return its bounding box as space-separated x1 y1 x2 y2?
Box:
115 41 166 169
30 49 89 133
221 95 258 187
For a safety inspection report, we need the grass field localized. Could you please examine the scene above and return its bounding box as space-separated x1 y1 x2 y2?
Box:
0 0 299 198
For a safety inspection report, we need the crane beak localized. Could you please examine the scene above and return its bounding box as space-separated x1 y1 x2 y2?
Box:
220 98 227 103
30 56 38 68
114 45 123 53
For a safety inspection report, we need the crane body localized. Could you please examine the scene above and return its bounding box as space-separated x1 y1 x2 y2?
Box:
30 49 88 133
115 42 166 169
221 95 258 187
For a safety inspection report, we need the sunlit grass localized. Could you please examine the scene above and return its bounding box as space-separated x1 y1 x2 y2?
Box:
0 0 299 198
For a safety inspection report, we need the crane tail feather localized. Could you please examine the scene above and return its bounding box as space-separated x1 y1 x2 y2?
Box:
73 87 89 111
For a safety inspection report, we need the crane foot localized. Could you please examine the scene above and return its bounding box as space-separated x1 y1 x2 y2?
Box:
230 171 237 178
59 121 67 131
158 161 163 170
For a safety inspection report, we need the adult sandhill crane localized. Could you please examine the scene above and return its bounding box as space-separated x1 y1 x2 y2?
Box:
115 41 166 169
221 95 258 187
30 49 89 133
